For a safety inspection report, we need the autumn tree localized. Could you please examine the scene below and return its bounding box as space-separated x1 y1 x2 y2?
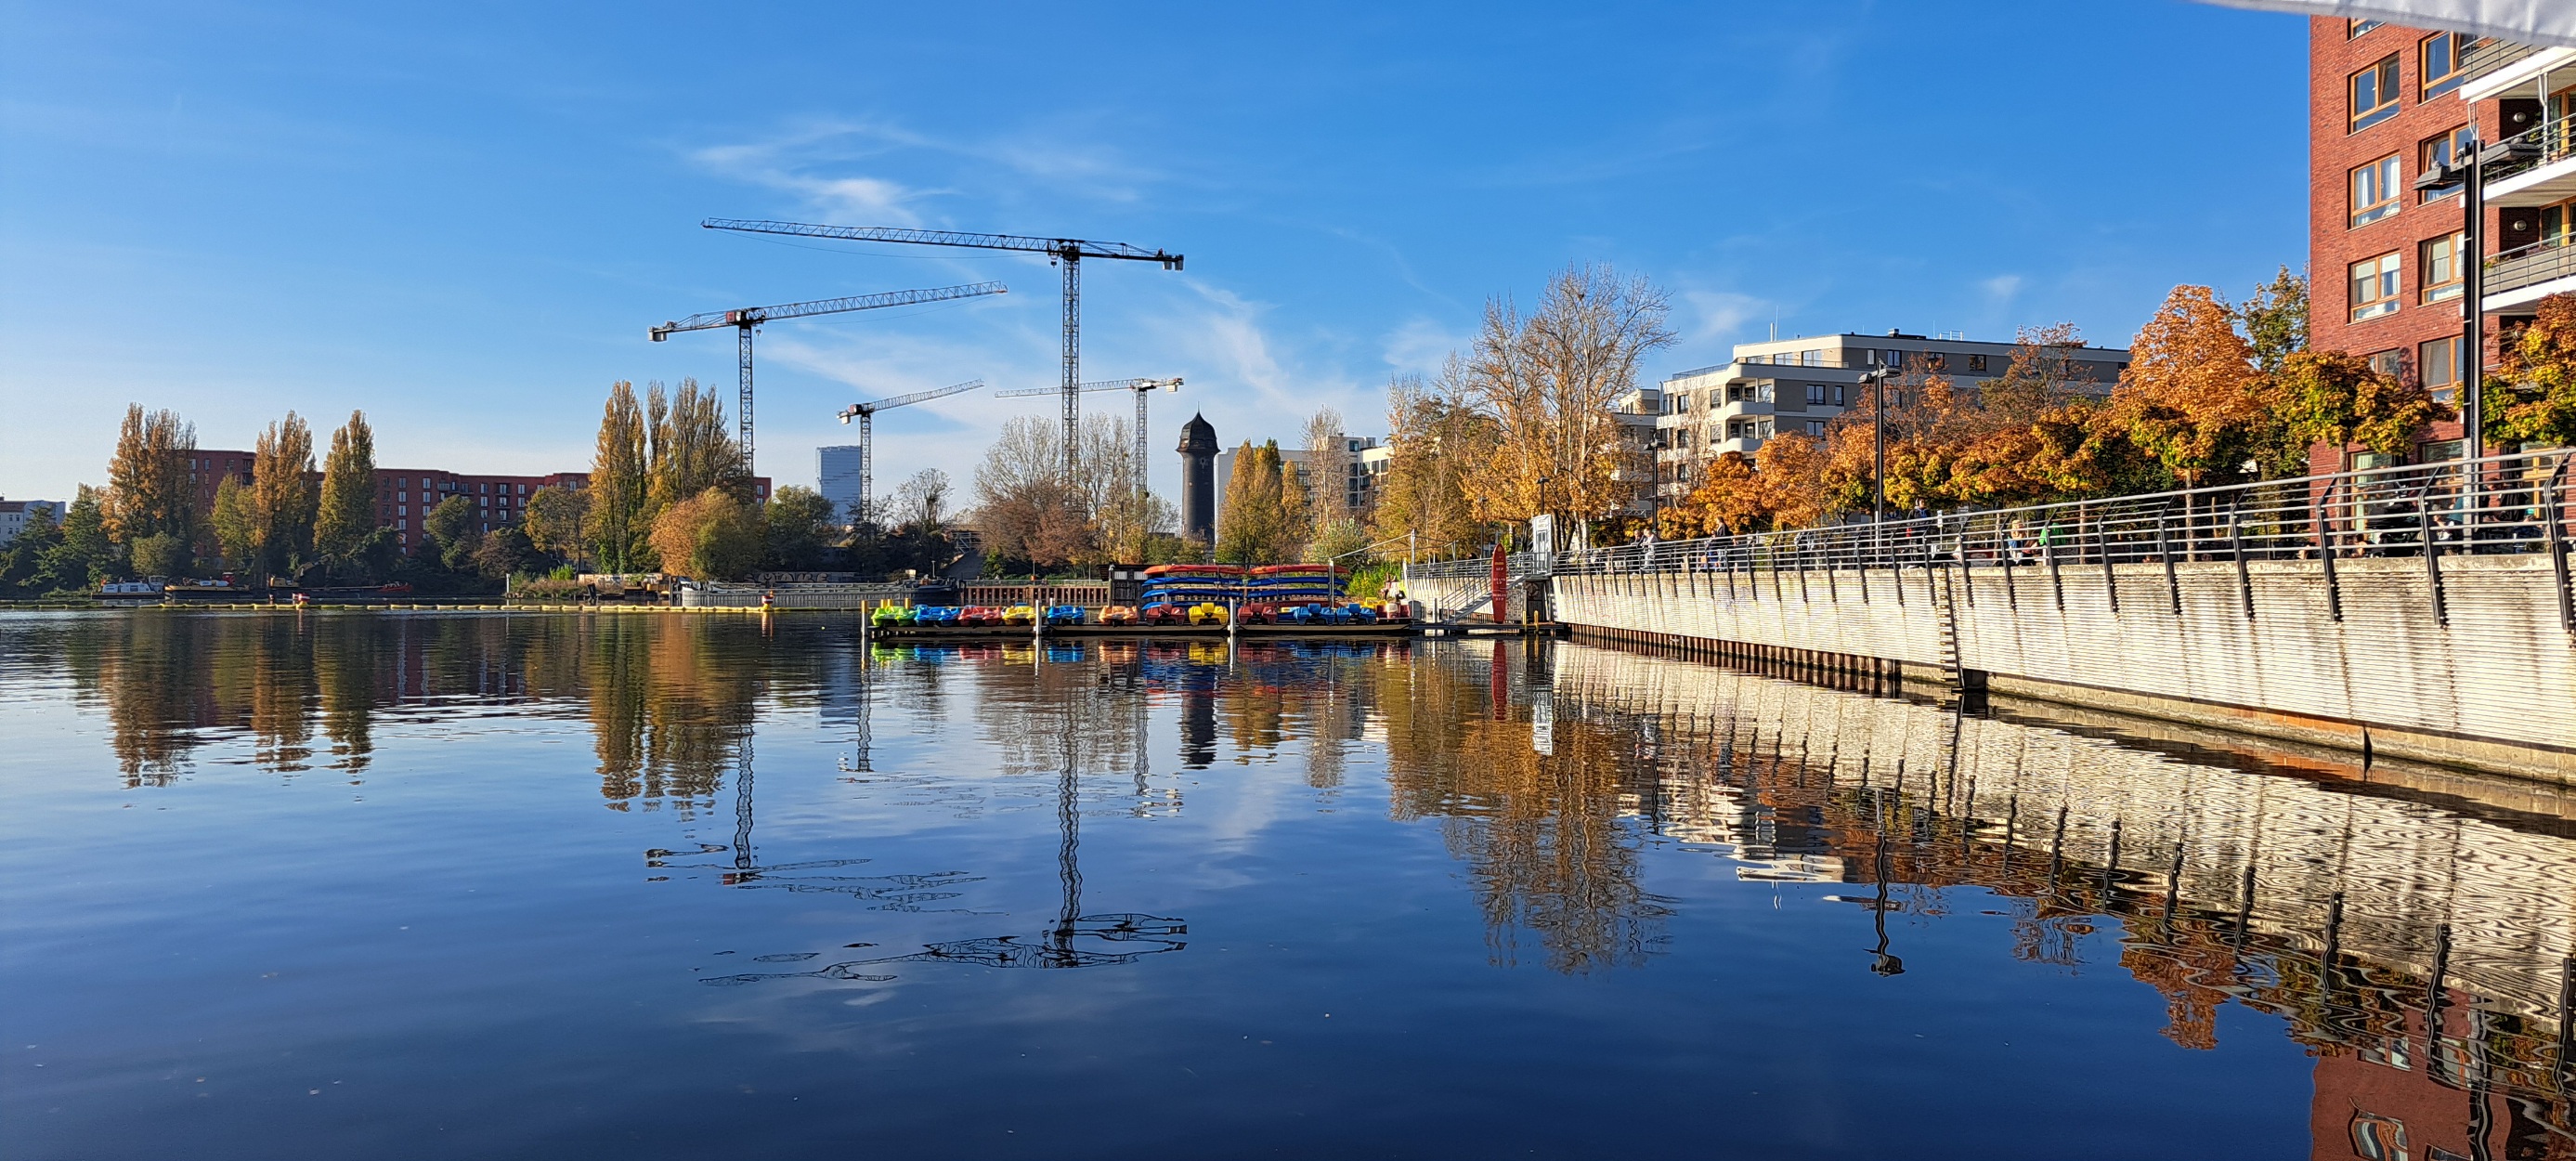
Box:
314 411 380 579
1370 369 1492 557
585 382 653 572
893 469 952 533
646 378 751 512
1216 439 1299 564
649 488 762 580
1459 264 1673 528
2106 285 2272 488
2488 291 2576 448
2275 349 2448 468
103 405 199 573
247 411 318 584
972 416 1095 568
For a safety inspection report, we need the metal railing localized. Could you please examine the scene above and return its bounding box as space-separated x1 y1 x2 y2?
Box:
1408 450 2574 597
2489 234 2576 298
2484 112 2576 187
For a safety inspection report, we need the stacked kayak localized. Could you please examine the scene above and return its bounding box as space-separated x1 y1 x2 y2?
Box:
1140 564 1243 622
1247 563 1339 604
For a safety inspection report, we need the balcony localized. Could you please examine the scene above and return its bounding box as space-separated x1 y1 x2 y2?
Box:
2483 114 2576 208
2482 239 2576 311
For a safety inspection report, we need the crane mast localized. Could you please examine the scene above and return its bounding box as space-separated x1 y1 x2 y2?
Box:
651 281 1005 476
838 379 982 526
705 219 1181 478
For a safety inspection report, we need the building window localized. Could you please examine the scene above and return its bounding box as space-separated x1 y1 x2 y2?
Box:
2367 349 2404 378
2543 197 2576 248
2347 18 2382 38
2420 437 2466 461
2421 32 2480 100
1923 353 1947 372
2350 155 2401 226
1804 420 1827 437
2420 335 2461 402
2420 233 2465 302
2349 253 2401 320
1800 348 1823 367
2350 56 2400 132
2418 126 2472 201
1805 384 1828 405
1834 385 1848 406
1967 353 1989 372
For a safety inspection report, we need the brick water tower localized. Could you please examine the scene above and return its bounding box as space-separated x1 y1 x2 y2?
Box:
1177 412 1218 546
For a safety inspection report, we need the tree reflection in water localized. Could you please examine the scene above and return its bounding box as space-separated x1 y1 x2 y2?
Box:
27 614 2576 1154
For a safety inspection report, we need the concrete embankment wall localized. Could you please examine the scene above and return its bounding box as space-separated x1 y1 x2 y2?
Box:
1549 555 2576 784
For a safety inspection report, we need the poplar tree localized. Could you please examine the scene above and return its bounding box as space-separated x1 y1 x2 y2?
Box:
646 378 749 515
249 412 318 584
315 411 380 577
102 405 199 567
586 382 653 572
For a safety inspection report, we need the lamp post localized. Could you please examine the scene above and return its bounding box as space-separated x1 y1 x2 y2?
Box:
1861 366 1896 524
2414 130 2542 465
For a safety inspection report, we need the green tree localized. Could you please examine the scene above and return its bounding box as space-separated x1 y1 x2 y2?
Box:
2487 291 2576 448
586 382 653 572
0 505 63 596
130 532 189 579
761 486 838 571
315 411 380 579
646 378 750 513
50 487 118 585
210 476 259 573
649 488 762 580
2236 266 2309 379
2274 349 2448 468
522 485 590 568
471 525 534 580
425 494 480 571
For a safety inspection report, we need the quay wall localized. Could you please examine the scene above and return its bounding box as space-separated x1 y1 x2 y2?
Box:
1542 555 2576 784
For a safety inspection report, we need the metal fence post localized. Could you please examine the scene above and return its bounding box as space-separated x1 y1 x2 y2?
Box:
2231 502 2253 621
2314 479 2343 623
2418 486 2448 628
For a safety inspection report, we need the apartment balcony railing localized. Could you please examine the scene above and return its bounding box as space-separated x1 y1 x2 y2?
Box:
2482 112 2576 187
2457 38 2541 87
2486 236 2576 299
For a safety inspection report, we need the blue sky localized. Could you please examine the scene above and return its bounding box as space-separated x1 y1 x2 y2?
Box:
0 1 2311 506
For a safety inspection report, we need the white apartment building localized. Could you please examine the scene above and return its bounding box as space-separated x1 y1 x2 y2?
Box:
1635 330 2131 502
0 499 66 546
1214 436 1392 517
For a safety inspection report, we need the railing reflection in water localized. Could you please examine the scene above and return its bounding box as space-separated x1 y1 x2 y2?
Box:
1528 639 2576 1154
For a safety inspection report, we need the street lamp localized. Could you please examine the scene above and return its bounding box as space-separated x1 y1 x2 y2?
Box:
1860 366 1897 524
2414 129 2542 463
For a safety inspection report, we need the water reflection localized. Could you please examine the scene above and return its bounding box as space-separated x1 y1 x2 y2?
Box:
13 612 2574 1155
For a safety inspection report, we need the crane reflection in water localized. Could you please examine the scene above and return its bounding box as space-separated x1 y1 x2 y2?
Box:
699 637 1186 985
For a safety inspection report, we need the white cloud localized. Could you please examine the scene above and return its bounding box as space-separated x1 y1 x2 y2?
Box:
1980 274 2024 302
1681 290 1768 344
1381 317 1466 379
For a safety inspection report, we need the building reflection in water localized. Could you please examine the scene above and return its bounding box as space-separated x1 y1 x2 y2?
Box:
41 615 2575 1154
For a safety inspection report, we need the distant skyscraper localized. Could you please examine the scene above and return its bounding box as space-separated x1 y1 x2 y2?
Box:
1177 413 1217 545
817 446 865 526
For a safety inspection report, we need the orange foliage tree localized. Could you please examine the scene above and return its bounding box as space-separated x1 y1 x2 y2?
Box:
2104 285 2270 487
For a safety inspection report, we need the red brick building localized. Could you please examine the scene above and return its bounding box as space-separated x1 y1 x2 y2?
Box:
2309 20 2574 471
184 451 767 553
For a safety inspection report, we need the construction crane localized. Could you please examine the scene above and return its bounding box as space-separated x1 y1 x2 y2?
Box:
994 378 1181 501
834 380 982 525
702 219 1183 476
650 281 1007 476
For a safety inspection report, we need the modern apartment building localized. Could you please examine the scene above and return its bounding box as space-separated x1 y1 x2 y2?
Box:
1629 331 2132 503
1212 435 1392 518
2309 19 2571 468
816 445 865 526
183 450 769 554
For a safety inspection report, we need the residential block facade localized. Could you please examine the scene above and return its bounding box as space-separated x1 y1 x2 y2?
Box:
2307 18 2574 468
1629 331 2131 504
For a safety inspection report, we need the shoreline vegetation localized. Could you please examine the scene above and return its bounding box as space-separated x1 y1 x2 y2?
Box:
11 273 2573 604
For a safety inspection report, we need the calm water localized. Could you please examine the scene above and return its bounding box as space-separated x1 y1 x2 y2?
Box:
3 612 2571 1159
